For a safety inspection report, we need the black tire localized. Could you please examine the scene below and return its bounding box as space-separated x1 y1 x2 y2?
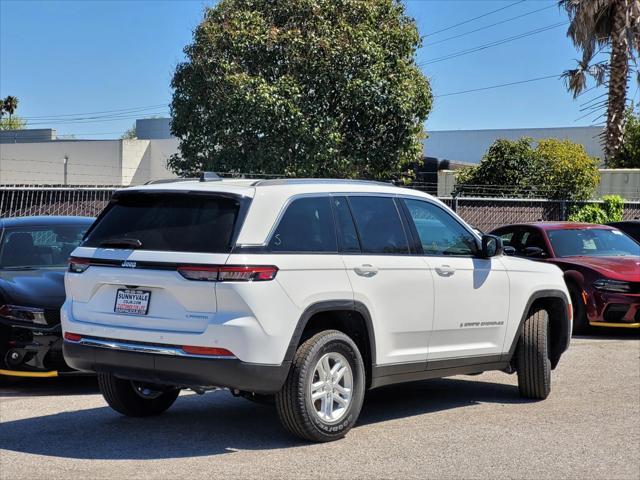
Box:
568 284 590 335
275 330 365 442
97 373 180 417
516 308 551 400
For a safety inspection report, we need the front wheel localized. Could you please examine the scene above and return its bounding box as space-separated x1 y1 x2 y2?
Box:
516 308 551 400
275 330 365 442
98 373 180 417
568 285 590 335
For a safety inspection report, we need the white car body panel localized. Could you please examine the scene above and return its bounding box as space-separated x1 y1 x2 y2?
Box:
62 179 570 376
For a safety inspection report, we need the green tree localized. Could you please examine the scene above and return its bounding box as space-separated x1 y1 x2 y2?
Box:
169 0 432 179
612 106 640 167
3 95 18 119
0 116 27 130
559 0 639 162
536 138 600 200
455 137 600 200
454 138 544 197
121 123 137 139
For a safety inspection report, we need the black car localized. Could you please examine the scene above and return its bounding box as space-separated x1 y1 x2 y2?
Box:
0 216 94 377
608 221 640 243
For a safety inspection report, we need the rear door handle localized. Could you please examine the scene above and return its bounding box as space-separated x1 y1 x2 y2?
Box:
354 264 378 277
435 265 455 277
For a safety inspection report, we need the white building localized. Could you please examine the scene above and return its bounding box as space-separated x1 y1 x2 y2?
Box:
424 126 604 164
0 119 611 186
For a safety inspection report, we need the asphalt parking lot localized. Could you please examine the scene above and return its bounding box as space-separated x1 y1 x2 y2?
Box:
0 333 638 480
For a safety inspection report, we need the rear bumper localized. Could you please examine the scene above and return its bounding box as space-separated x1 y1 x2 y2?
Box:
63 338 290 394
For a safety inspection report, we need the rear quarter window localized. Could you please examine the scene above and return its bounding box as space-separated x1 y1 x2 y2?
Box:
268 197 337 253
83 193 243 253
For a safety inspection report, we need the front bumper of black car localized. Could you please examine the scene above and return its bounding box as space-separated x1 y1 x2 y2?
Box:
0 319 70 374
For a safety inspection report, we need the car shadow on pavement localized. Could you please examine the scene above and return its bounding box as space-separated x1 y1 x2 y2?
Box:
0 376 525 460
0 376 99 397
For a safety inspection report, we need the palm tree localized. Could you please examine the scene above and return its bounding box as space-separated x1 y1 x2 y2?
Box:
560 0 640 163
3 95 18 119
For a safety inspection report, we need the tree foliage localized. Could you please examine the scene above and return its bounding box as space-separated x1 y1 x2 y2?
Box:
0 116 26 130
121 123 137 139
559 0 640 161
568 195 625 223
455 137 600 200
169 0 432 179
611 106 640 167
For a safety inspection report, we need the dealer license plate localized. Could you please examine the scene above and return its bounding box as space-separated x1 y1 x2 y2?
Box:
114 289 151 316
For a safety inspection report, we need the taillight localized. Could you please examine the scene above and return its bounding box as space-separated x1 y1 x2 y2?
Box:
64 332 82 342
177 266 219 281
177 265 278 282
181 345 235 357
68 257 91 273
218 266 278 282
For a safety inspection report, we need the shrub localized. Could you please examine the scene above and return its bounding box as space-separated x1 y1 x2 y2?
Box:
535 138 600 200
568 195 625 223
454 137 600 200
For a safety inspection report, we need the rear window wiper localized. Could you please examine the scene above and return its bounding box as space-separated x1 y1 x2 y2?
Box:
98 238 143 249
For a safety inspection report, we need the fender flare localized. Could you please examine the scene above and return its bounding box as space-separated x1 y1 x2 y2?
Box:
503 289 571 368
282 300 377 366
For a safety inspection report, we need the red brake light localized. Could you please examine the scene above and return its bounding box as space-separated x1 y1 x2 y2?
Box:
181 345 235 357
177 266 219 281
64 332 82 342
68 257 91 273
177 265 278 282
218 266 278 282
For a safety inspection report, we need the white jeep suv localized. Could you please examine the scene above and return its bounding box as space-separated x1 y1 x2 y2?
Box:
62 177 571 442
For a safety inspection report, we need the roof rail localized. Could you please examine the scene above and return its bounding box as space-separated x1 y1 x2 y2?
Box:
144 178 197 185
199 172 222 182
253 178 393 187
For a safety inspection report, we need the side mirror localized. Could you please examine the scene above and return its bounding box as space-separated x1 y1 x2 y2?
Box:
522 246 545 258
503 246 516 256
481 235 503 258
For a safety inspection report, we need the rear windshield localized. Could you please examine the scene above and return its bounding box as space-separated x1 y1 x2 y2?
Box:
83 193 242 253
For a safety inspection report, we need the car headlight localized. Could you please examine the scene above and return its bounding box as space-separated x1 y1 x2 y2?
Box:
0 304 47 325
592 279 632 293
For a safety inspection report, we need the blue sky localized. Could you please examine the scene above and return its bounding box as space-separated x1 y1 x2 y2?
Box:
0 0 620 138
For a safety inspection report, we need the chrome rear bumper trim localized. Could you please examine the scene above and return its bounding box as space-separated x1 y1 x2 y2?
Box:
74 337 237 359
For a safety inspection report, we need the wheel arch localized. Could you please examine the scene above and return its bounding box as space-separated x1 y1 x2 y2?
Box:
505 289 571 370
283 300 376 387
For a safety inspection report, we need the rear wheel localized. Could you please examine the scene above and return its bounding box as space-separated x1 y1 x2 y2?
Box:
98 373 180 417
275 330 365 442
568 284 590 335
516 308 551 400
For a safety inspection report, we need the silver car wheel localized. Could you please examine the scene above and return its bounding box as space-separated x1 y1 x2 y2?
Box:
309 352 353 423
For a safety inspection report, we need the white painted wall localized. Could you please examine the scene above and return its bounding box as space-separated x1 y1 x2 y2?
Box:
424 126 604 164
0 139 178 185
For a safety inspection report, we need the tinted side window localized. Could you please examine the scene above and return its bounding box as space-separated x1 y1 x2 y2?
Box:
269 197 337 253
403 199 477 256
348 196 409 254
332 196 361 253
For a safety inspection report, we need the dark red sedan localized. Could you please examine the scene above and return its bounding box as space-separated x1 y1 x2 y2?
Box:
491 222 640 333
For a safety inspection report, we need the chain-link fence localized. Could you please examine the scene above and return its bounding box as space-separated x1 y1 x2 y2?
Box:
1 184 639 232
0 185 119 218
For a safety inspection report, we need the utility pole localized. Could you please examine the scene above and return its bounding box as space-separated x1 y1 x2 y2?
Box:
63 155 68 185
